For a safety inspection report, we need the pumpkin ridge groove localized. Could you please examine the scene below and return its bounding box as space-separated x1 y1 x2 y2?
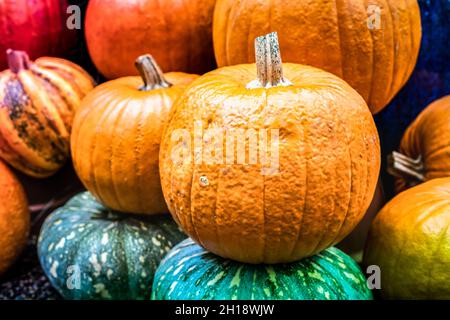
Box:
107 98 133 210
189 164 204 249
289 110 308 258
329 116 353 247
385 0 399 103
334 0 344 79
88 96 125 205
132 102 145 211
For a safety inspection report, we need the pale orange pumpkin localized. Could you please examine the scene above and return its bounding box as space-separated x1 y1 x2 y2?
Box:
0 160 29 276
0 50 95 178
159 33 380 264
71 55 198 215
213 0 422 114
388 95 450 193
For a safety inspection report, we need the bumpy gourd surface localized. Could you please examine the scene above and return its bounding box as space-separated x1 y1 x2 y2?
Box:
38 192 186 300
160 63 380 264
364 178 450 299
152 239 373 300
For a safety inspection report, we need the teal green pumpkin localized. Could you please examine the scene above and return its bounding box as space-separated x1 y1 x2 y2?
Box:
152 239 373 300
38 192 186 300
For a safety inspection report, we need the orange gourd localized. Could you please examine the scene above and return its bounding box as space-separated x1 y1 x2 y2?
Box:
388 95 450 193
85 0 216 79
71 55 198 215
0 160 29 276
0 50 95 178
364 178 450 299
159 33 381 264
213 0 421 114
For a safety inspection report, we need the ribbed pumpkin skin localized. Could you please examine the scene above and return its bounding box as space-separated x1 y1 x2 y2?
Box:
213 0 421 114
85 0 216 79
0 54 95 178
364 178 450 299
159 63 380 264
38 192 186 300
395 95 450 192
71 72 198 215
152 239 373 300
0 161 29 276
0 0 77 70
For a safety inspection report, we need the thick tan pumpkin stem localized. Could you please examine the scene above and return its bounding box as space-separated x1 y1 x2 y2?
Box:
135 54 172 91
246 32 292 89
7 49 31 73
387 151 425 186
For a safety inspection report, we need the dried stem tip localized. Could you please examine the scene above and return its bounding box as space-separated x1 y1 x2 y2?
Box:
7 49 31 73
135 54 172 91
247 32 292 89
387 151 425 186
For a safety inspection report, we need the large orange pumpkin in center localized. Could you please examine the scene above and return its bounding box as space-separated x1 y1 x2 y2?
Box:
213 0 421 114
71 55 198 215
160 33 381 264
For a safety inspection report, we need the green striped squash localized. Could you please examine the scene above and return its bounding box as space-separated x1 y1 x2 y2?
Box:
152 239 373 300
38 192 186 300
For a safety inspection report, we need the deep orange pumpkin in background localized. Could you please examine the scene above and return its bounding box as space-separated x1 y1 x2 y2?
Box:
0 50 95 178
159 33 381 264
389 95 450 192
71 55 198 215
213 0 422 114
0 160 29 276
85 0 217 79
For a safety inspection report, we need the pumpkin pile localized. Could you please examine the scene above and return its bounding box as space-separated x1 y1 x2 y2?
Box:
3 0 450 302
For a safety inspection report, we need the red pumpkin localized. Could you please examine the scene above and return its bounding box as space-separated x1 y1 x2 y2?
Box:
0 0 77 70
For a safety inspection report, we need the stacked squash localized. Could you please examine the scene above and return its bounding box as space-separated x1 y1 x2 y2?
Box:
152 32 379 300
37 54 196 299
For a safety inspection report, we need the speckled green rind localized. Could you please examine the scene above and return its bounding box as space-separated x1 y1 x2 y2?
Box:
38 192 186 300
152 239 373 300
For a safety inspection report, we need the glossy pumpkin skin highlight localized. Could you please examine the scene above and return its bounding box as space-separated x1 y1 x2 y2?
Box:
159 52 381 263
72 56 198 215
0 50 95 178
390 95 450 192
152 239 373 300
0 161 29 276
38 192 186 300
364 178 450 299
85 0 216 79
213 0 421 114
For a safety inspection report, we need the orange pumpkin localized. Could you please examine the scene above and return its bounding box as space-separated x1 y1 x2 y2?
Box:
71 55 198 215
213 0 421 114
389 95 450 193
159 33 380 264
0 160 29 276
364 178 450 299
85 0 216 79
0 50 95 178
